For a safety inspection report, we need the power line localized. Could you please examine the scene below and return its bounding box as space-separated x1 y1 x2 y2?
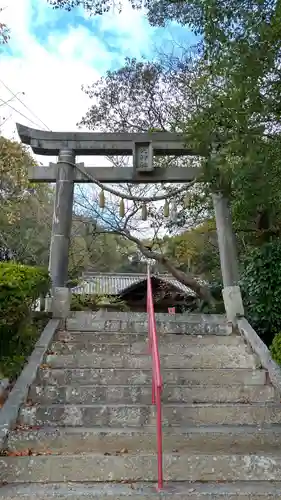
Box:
0 79 52 131
0 98 46 129
0 94 21 108
0 113 12 128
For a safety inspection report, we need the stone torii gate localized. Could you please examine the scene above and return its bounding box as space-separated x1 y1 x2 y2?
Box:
17 123 244 322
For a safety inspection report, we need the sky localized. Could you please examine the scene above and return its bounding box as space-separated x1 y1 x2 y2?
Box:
0 0 197 166
0 0 198 241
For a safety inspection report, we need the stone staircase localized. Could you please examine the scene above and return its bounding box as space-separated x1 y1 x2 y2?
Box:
1 313 281 498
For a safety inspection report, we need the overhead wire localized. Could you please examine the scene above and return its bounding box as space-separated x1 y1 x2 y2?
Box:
0 79 51 131
0 113 12 127
0 94 22 107
0 98 46 129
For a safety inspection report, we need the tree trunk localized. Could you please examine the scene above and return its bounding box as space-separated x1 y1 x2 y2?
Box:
134 238 215 307
101 229 216 307
160 255 215 307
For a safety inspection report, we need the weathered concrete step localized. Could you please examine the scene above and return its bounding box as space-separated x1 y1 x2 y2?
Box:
8 425 281 454
36 368 267 386
29 383 276 405
66 313 227 335
18 402 281 427
45 350 257 369
51 335 244 354
55 332 151 344
55 332 242 346
1 482 281 499
2 453 281 482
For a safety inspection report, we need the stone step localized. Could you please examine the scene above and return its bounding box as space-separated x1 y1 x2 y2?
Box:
17 402 281 427
63 325 228 336
65 333 241 346
54 332 152 344
51 335 244 354
45 350 257 370
8 425 281 454
1 482 281 499
29 383 276 405
2 452 281 482
66 314 227 335
36 367 267 386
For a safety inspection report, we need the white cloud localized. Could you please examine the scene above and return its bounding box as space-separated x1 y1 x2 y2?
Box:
0 0 105 167
0 0 151 166
97 0 154 56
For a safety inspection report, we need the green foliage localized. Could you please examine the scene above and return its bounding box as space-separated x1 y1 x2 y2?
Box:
78 58 169 133
270 333 281 366
163 219 221 280
0 262 50 327
0 313 50 379
47 0 280 42
206 281 224 311
1 321 38 380
69 218 141 276
0 135 54 266
71 293 129 312
241 240 281 346
71 294 94 311
0 136 36 223
0 263 50 379
192 280 224 314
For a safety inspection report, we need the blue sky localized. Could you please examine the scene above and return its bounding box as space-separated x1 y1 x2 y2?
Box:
0 0 197 162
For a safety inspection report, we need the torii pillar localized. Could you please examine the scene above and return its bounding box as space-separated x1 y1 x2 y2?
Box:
49 149 75 288
212 192 244 324
46 149 75 318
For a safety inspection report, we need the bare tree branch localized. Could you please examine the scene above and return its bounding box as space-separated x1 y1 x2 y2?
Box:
60 159 199 202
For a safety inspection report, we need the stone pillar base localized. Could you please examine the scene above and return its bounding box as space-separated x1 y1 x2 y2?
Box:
52 287 71 319
45 297 52 312
222 285 244 325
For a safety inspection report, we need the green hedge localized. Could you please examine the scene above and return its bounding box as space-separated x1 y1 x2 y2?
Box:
0 262 50 379
241 240 281 346
270 332 281 366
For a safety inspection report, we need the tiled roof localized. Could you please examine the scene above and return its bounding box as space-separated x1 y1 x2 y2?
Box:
72 272 198 297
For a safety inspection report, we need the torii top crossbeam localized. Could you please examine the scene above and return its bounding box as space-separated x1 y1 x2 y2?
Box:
16 123 203 156
17 123 204 182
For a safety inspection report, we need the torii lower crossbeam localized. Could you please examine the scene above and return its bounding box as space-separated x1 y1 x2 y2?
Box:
28 164 200 183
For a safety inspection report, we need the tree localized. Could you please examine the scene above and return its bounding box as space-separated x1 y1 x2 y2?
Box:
0 137 35 212
47 0 141 15
0 136 54 265
0 189 53 266
164 219 221 281
69 215 137 277
78 56 206 209
45 0 281 327
51 1 281 239
76 57 227 299
0 8 9 44
241 240 281 346
47 0 281 40
77 44 281 297
74 173 215 305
